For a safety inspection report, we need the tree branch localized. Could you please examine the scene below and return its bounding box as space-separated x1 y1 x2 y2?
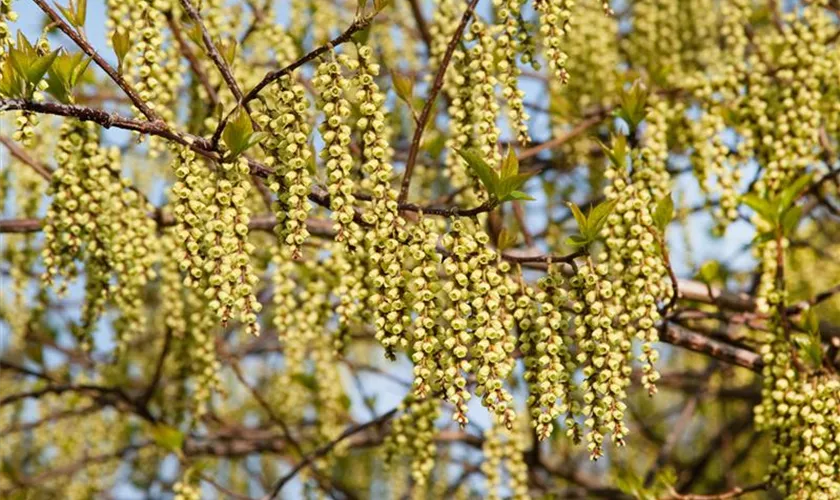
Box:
397 0 481 204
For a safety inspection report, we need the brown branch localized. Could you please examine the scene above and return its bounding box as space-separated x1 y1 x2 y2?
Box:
662 324 763 372
406 0 432 49
30 0 159 121
0 134 53 180
180 0 244 103
397 0 481 204
519 114 606 160
211 12 377 152
662 482 767 500
139 327 174 406
166 12 219 105
262 408 398 499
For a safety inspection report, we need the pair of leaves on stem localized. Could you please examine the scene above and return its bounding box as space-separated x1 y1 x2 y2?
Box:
457 147 535 204
794 309 824 370
222 108 265 158
0 32 90 103
741 172 812 242
565 195 673 249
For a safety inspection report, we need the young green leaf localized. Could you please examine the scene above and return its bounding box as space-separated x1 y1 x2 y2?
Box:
597 134 628 171
45 51 91 104
653 194 674 232
497 227 518 251
586 198 618 238
792 334 823 370
222 108 259 158
741 193 775 224
500 146 518 180
566 202 588 235
499 190 535 202
457 148 498 195
8 35 60 96
698 260 721 284
778 172 813 214
0 59 25 98
391 70 414 105
616 80 649 130
804 309 820 337
781 204 802 236
112 31 130 73
566 234 589 248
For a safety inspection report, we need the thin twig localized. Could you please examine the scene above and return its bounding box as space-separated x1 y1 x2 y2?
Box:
180 0 244 102
261 408 398 499
397 0 481 204
0 134 53 180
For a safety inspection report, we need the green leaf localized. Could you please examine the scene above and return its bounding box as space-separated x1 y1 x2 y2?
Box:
217 38 238 67
457 148 498 195
698 260 721 284
586 198 618 238
57 3 77 27
499 190 535 202
497 228 518 251
778 172 813 214
222 108 258 157
566 234 589 248
112 31 130 73
26 49 60 87
741 193 775 223
653 194 674 232
500 146 518 180
0 59 25 98
45 51 91 104
391 70 413 105
793 334 823 370
147 424 184 452
76 0 87 27
597 134 627 171
352 24 373 45
615 80 649 130
567 202 588 235
781 204 802 236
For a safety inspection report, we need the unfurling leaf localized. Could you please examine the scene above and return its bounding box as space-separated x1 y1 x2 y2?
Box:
781 205 802 236
391 70 414 104
500 146 518 180
497 227 518 251
0 59 25 98
112 31 131 73
567 202 588 234
586 198 618 237
741 193 775 224
58 0 87 29
698 260 721 284
566 234 589 248
778 172 813 213
222 108 261 158
8 32 60 95
499 190 535 202
615 79 648 130
653 194 674 232
45 51 92 104
597 134 628 171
